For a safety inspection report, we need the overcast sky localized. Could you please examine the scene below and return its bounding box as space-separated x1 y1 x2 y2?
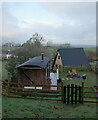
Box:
1 2 96 45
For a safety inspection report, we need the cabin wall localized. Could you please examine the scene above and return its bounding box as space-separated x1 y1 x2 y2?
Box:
18 69 46 85
53 52 63 71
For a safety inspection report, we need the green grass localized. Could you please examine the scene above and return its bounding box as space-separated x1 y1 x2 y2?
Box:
59 71 97 102
0 61 2 79
0 61 8 80
84 47 96 52
1 46 20 51
2 69 97 118
1 46 97 118
59 71 96 87
0 46 96 51
46 46 96 59
2 96 97 118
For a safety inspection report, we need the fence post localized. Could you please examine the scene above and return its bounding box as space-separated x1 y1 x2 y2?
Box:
71 84 74 104
61 81 64 102
67 85 70 104
63 86 66 103
57 79 59 90
79 86 82 103
75 85 77 104
82 82 84 104
35 83 37 98
8 80 10 97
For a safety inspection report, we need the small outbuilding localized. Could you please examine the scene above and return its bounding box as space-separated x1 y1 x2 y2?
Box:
52 48 90 71
16 54 50 86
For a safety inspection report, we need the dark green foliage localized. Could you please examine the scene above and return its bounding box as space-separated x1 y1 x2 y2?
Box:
85 50 96 62
5 56 19 81
5 33 50 81
15 44 49 63
62 65 88 72
15 33 50 63
63 66 75 72
78 66 88 71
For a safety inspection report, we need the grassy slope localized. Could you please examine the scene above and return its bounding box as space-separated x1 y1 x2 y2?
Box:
2 69 97 119
2 96 96 119
0 59 1 77
1 61 8 80
1 46 20 51
1 46 97 118
59 71 96 87
84 47 96 52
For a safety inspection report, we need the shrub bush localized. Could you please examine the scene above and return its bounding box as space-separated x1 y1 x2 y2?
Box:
78 65 88 71
63 65 88 72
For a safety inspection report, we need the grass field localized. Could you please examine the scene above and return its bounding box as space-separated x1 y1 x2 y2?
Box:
2 68 97 118
1 46 96 58
59 71 97 87
46 46 96 58
2 96 97 119
0 61 8 80
59 71 97 101
1 46 97 119
0 46 20 51
84 47 96 52
0 61 2 79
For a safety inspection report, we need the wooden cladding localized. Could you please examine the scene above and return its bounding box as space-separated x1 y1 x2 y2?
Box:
63 84 83 104
53 52 63 71
19 66 42 69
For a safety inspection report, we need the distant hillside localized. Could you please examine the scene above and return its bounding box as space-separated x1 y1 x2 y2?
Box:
71 44 96 48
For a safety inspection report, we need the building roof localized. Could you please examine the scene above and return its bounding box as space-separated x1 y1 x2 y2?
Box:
1 50 14 54
58 48 90 66
16 56 50 69
52 48 90 69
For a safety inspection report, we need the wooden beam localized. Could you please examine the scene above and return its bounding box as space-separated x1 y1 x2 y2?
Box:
22 70 34 84
9 86 61 92
10 91 62 97
84 87 98 89
84 92 98 94
84 96 98 99
2 81 62 87
84 101 98 103
19 67 42 69
8 96 62 101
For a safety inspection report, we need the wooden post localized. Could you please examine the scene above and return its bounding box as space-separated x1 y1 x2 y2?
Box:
61 81 64 102
57 68 59 80
75 85 77 104
82 82 84 104
35 83 37 98
57 79 59 90
79 86 81 103
71 84 74 104
64 86 66 103
8 80 10 96
67 85 70 104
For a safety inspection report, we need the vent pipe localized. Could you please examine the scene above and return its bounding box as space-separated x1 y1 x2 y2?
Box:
41 53 44 61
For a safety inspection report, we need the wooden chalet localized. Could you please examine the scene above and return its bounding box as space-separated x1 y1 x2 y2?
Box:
16 54 50 86
52 48 90 71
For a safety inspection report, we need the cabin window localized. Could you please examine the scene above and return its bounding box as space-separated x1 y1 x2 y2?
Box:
58 56 60 59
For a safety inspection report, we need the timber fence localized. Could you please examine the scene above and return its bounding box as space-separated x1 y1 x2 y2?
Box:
0 80 98 104
1 80 62 101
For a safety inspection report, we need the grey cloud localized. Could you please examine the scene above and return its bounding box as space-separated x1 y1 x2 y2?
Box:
41 2 96 44
42 3 96 20
1 2 96 45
